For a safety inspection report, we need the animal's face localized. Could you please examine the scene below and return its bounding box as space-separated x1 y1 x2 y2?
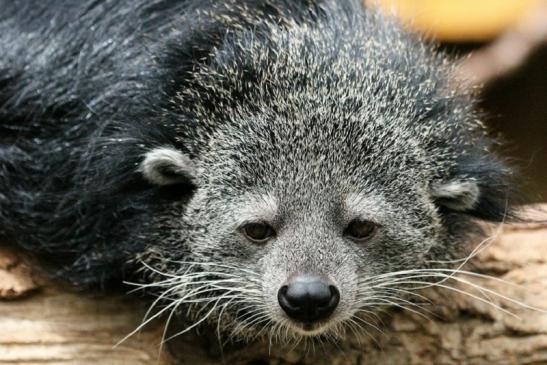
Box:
136 9 510 342
139 112 482 341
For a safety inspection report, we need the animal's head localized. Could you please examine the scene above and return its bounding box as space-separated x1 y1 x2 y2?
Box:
137 5 512 342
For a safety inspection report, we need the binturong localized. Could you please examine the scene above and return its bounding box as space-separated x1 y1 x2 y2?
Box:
0 0 516 344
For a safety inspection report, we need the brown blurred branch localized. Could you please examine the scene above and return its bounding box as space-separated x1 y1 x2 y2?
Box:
457 4 547 88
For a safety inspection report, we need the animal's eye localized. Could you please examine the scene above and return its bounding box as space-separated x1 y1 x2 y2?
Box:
344 220 377 241
241 222 275 243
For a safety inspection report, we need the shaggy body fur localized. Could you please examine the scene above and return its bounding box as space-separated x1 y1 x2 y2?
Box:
1 0 512 340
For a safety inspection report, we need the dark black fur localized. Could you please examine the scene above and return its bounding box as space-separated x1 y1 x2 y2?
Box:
0 0 326 286
0 0 513 288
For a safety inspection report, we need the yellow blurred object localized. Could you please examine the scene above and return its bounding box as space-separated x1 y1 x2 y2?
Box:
368 0 543 41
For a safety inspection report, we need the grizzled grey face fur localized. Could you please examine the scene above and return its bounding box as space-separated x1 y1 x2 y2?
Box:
138 2 511 341
0 0 512 344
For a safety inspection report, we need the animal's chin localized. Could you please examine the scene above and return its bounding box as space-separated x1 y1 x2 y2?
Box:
284 320 333 337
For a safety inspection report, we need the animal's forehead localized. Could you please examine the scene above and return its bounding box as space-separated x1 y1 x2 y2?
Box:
232 189 395 229
204 113 428 191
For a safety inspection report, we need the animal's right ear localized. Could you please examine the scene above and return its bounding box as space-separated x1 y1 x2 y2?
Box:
139 147 196 186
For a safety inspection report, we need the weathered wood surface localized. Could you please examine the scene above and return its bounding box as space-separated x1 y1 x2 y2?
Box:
1 209 546 365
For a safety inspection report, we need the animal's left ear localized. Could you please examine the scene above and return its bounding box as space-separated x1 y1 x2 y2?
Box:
430 179 480 212
431 153 516 222
139 147 196 186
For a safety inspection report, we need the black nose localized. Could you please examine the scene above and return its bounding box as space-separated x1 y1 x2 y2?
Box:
278 275 340 323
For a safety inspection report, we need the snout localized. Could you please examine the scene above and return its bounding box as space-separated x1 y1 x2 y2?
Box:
278 274 340 323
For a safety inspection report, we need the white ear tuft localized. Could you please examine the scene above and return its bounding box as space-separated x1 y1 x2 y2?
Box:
430 180 480 211
139 147 195 186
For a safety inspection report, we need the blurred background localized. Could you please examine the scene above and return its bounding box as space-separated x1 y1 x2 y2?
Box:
367 0 547 203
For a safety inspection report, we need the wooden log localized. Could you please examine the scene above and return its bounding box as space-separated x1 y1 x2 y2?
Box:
1 208 546 364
